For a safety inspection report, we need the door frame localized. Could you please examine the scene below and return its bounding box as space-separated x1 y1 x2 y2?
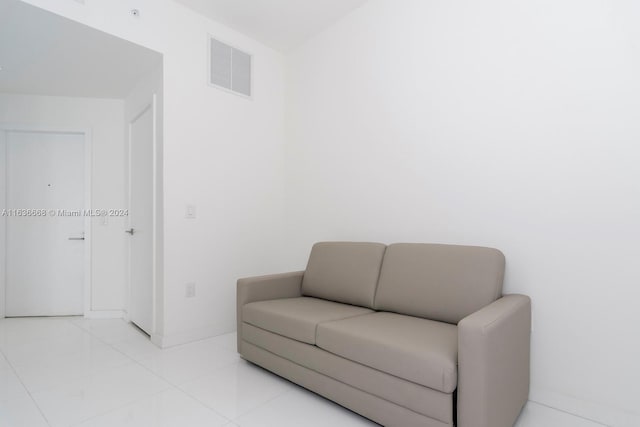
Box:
0 124 92 318
125 95 158 336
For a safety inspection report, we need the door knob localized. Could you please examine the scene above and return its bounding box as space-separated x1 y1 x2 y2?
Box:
68 232 85 241
125 228 135 235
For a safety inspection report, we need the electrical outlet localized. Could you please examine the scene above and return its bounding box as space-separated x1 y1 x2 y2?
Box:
185 282 196 298
185 204 196 219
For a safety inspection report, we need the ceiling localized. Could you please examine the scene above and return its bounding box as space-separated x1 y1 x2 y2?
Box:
174 0 370 51
0 0 162 99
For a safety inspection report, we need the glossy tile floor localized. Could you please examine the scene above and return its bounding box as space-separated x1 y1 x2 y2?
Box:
0 317 605 427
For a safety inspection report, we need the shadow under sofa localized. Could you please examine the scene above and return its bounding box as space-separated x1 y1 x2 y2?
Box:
237 242 531 427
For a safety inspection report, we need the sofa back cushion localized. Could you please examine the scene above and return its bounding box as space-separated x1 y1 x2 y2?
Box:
302 242 386 308
375 243 505 324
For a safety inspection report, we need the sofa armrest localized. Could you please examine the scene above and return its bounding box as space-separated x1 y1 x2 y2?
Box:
457 294 531 427
236 271 304 351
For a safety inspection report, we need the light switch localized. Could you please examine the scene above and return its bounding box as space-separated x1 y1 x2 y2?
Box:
186 204 196 219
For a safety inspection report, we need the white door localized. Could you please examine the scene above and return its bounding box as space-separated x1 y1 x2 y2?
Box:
5 131 85 316
127 104 155 335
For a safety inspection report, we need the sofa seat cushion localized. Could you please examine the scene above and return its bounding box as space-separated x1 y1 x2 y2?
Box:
316 312 458 393
243 297 373 345
241 322 454 423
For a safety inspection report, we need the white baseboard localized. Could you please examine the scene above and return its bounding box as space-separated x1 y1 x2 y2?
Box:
151 325 234 349
530 387 640 427
83 310 125 319
150 333 163 348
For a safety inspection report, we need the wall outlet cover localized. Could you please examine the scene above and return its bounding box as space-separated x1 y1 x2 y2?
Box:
186 204 196 219
186 282 196 298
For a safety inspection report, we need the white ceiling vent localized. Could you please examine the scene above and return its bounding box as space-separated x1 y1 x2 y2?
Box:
209 37 252 98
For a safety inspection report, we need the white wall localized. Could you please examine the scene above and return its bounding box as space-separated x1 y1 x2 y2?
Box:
19 0 288 345
285 0 640 425
0 93 127 313
0 130 5 318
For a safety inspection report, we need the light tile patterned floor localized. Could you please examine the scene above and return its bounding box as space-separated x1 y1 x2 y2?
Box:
0 317 605 427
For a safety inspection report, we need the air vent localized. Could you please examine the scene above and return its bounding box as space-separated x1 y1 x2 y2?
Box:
209 37 252 98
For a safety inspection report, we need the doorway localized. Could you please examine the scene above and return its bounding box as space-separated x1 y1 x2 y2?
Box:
1 127 91 317
0 0 163 331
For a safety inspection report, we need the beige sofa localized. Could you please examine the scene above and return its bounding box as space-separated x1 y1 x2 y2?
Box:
237 242 530 427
